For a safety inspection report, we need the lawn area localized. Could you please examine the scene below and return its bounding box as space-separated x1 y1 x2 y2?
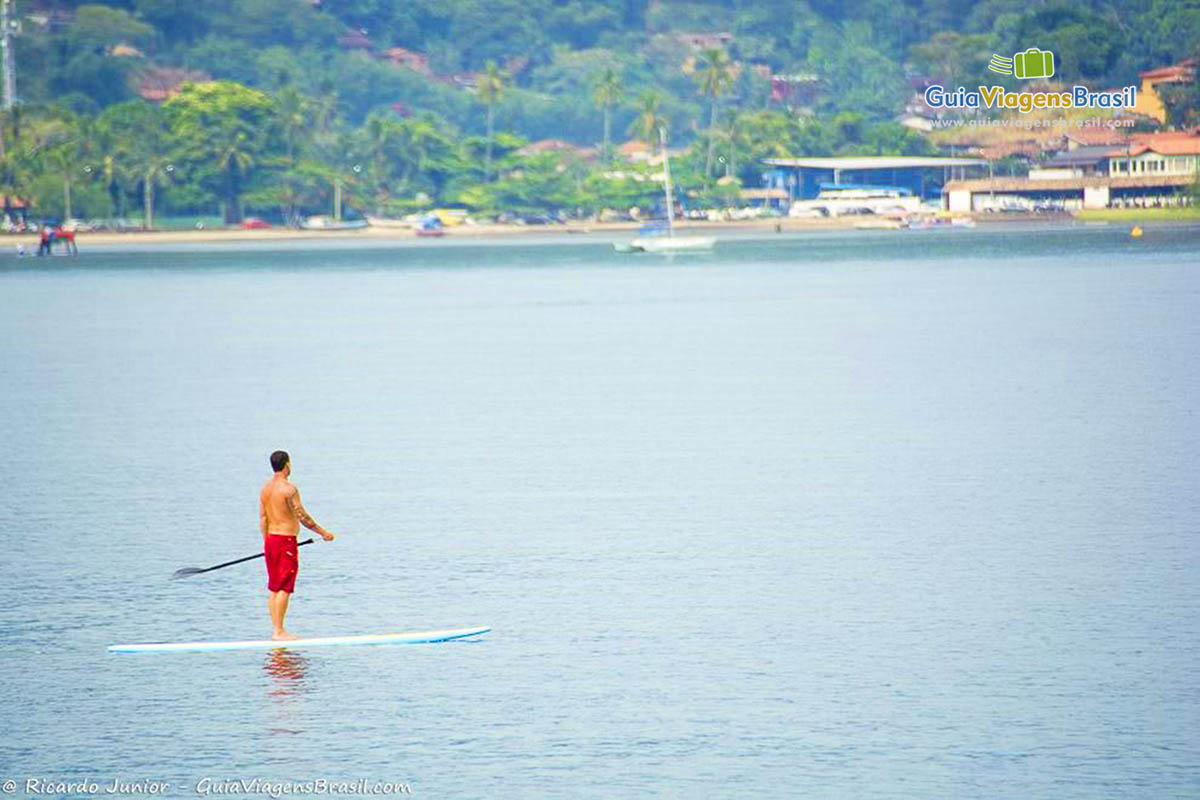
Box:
1074 207 1200 223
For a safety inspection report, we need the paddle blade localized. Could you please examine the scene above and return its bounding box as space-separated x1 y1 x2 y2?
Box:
171 567 205 580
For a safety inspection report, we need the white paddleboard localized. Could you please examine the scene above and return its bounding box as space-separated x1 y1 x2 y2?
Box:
108 625 490 654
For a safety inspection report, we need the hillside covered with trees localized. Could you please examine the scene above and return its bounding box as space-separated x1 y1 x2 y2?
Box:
4 0 1199 223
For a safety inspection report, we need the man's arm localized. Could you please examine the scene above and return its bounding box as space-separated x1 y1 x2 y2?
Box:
260 495 269 541
287 489 336 541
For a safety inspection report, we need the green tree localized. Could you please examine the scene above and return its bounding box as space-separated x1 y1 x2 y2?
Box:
693 48 734 177
1159 78 1200 128
629 91 666 152
1009 6 1123 81
274 86 313 165
807 22 908 119
395 115 467 202
99 101 175 228
132 0 210 44
591 68 623 162
478 60 506 180
164 81 279 223
69 5 156 53
309 129 363 221
260 161 330 225
30 112 96 220
393 116 458 196
472 152 580 214
362 112 400 214
909 32 995 88
41 144 79 220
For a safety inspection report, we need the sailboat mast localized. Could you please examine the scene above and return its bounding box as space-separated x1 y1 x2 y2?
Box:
1 0 15 111
659 126 675 237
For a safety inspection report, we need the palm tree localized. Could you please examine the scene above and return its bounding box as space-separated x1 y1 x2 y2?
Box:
42 143 77 220
591 68 623 162
629 91 666 153
477 60 505 180
275 87 312 165
86 115 127 219
36 114 89 220
694 48 734 177
213 130 256 223
96 100 174 227
311 129 361 221
724 111 745 180
127 112 173 230
41 113 103 221
138 153 173 230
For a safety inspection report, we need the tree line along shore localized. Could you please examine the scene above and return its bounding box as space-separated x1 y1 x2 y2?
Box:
5 1 1198 231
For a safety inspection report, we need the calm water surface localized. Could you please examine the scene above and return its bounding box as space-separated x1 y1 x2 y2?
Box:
1 226 1198 798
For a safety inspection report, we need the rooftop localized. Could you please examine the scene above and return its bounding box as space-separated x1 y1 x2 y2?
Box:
1123 130 1200 155
945 174 1194 192
1138 64 1194 81
1043 146 1119 166
765 156 988 170
1065 127 1136 147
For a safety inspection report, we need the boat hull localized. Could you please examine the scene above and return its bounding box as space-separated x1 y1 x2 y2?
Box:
299 216 369 231
619 235 716 253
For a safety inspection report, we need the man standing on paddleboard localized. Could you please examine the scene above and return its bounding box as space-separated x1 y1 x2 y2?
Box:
260 450 336 640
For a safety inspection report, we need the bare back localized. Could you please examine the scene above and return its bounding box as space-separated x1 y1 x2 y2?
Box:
260 476 300 536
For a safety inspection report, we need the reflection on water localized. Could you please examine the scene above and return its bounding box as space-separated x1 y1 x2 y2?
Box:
264 649 310 699
264 649 311 736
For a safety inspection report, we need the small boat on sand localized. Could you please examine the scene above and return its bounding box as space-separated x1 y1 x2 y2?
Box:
300 215 369 231
414 216 446 237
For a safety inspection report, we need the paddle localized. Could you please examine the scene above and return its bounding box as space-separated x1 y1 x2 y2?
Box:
172 538 315 579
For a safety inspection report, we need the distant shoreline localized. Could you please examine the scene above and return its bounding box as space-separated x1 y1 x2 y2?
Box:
9 211 1193 250
11 217 860 248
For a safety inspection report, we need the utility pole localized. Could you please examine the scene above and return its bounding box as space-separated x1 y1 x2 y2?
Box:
1 0 15 111
0 0 12 160
659 126 674 236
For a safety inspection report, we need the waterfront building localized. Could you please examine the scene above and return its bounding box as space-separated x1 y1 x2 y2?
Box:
944 131 1200 211
762 156 989 207
1130 59 1197 123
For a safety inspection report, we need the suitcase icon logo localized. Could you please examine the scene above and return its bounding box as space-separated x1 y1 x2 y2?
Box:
988 48 1055 80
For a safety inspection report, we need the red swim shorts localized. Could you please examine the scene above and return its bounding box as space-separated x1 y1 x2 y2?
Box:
265 534 299 593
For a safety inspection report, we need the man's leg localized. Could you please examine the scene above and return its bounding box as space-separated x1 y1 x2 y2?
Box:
268 591 281 633
270 591 297 640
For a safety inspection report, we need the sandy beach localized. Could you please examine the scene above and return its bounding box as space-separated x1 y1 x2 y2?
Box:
12 211 1176 251
13 216 875 249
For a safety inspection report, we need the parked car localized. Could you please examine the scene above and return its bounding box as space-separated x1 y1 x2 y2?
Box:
241 217 272 229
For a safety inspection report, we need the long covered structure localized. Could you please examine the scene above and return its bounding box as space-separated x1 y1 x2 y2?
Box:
763 156 989 202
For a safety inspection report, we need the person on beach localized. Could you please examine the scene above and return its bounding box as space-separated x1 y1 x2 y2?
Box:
259 450 336 640
58 228 78 256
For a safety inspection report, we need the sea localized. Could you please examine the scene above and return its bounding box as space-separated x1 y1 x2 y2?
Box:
1 224 1197 798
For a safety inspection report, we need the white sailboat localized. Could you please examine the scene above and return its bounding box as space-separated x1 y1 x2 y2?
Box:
617 127 715 253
